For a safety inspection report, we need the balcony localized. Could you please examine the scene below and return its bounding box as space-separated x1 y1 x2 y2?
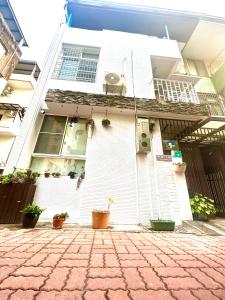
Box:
198 93 225 116
154 78 199 104
0 102 24 136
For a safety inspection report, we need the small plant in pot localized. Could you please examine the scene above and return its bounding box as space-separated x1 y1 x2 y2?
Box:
102 118 111 127
53 212 69 229
52 172 61 178
190 193 216 221
20 204 45 228
44 170 50 178
92 197 115 229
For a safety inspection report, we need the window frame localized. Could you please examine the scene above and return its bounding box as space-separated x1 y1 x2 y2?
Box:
52 44 100 83
33 114 87 160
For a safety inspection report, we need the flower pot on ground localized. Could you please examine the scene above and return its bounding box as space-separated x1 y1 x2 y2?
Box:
92 210 110 229
150 220 175 231
92 197 115 229
190 193 216 221
172 162 187 173
20 204 45 228
53 212 69 229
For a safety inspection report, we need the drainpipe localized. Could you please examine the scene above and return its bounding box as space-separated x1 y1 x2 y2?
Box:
131 50 140 225
4 6 67 173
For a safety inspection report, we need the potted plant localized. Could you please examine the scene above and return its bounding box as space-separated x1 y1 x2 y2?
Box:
190 193 216 221
52 172 61 178
92 197 115 229
172 162 187 173
20 204 45 228
70 115 80 127
102 119 111 127
53 212 69 229
44 170 50 178
68 171 77 179
150 219 175 231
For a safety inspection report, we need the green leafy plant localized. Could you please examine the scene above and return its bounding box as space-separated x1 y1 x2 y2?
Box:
190 193 216 218
20 204 45 216
53 212 69 219
52 172 61 178
102 119 110 127
0 170 38 185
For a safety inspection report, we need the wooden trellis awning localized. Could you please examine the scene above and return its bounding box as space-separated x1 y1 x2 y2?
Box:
160 116 225 145
0 103 25 120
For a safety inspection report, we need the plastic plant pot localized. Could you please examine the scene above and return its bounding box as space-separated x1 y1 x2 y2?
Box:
22 214 39 228
150 220 175 231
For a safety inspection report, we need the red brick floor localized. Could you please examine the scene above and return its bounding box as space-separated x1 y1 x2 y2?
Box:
0 228 225 299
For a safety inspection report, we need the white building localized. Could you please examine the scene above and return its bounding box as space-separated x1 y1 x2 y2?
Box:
4 0 225 225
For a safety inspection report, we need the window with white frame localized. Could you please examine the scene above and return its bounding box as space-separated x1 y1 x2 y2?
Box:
32 115 87 175
52 44 100 83
34 115 88 155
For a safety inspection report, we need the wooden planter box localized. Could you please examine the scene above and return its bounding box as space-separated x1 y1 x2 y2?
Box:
150 220 175 231
0 183 36 224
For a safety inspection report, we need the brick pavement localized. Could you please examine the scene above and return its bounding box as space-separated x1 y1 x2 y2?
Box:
0 228 225 299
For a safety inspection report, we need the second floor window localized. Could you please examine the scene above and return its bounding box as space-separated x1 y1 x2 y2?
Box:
52 44 100 83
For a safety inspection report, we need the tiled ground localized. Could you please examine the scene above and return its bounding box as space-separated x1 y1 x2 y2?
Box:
0 228 225 299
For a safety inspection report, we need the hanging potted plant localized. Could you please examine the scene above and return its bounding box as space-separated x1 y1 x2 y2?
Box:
172 162 187 173
53 212 69 229
92 197 115 229
102 119 111 127
20 204 45 228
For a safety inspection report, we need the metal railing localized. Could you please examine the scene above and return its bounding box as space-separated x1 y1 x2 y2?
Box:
198 92 225 116
154 78 199 104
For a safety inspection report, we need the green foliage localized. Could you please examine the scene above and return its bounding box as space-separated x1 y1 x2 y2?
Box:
53 212 69 219
20 204 45 216
0 169 38 185
190 193 216 217
52 172 61 178
102 119 110 127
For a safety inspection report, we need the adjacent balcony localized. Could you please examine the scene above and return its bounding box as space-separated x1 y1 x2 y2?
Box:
0 103 24 136
154 78 199 104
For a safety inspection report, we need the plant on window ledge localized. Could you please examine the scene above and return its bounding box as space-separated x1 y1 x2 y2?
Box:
52 172 61 178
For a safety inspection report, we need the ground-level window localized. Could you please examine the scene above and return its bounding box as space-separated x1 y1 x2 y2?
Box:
30 157 85 176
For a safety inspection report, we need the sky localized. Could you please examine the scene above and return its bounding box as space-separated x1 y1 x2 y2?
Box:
9 0 225 66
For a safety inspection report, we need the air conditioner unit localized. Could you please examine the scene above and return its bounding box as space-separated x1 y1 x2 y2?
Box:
103 72 126 96
136 118 151 154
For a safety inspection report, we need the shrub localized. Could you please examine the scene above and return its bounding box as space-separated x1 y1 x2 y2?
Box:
20 204 45 216
190 193 216 217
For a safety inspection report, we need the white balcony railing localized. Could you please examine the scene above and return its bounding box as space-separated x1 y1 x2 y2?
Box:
154 78 199 104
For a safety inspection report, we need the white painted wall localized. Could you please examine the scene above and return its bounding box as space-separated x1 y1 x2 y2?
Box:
35 114 191 225
49 28 182 99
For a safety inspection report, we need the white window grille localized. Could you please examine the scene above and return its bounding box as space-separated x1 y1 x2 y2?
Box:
52 44 100 83
154 78 199 104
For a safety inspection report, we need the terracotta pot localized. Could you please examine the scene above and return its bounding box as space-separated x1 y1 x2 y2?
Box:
44 173 50 178
92 211 110 229
53 217 64 229
173 164 187 174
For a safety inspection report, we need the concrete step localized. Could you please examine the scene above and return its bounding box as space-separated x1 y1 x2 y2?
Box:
182 220 225 236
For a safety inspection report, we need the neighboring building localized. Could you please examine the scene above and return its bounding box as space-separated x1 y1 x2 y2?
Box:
0 0 40 173
4 0 225 224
